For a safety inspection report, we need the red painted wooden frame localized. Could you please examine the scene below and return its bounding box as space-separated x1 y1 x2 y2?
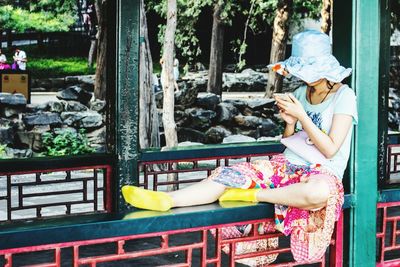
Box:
377 202 400 266
0 215 343 267
0 165 113 222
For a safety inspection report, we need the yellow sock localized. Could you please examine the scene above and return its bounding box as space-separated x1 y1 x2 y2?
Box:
218 188 260 203
122 186 173 211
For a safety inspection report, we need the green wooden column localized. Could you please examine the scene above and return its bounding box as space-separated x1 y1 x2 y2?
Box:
115 0 140 212
349 0 380 265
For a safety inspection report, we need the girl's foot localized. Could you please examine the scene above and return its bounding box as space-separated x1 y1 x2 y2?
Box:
218 188 260 203
122 186 173 211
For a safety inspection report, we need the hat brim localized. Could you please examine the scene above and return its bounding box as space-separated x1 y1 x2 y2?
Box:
268 55 352 84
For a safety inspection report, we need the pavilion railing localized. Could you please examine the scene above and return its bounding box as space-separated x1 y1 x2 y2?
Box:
0 164 112 223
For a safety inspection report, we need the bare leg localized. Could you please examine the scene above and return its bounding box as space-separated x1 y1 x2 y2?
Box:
174 81 180 91
256 174 331 210
169 179 226 207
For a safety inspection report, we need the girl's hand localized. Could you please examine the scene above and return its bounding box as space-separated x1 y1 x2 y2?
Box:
275 94 307 122
279 109 297 125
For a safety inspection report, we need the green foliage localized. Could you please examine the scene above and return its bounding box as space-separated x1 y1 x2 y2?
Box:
29 57 95 78
0 0 77 32
149 0 214 68
146 0 322 70
0 144 7 159
42 129 95 157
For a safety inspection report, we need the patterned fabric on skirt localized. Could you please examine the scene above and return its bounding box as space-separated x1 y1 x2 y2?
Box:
208 154 344 264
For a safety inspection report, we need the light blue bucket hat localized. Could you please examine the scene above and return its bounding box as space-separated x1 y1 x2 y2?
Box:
268 30 352 84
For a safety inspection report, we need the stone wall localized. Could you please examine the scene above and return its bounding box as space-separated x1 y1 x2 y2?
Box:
31 75 95 92
153 68 305 145
0 86 106 159
156 89 287 145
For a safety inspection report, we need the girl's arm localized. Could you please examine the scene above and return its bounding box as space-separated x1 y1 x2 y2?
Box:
298 113 353 158
282 122 296 138
276 94 354 159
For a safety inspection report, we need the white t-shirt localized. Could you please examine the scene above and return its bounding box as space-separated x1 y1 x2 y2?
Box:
14 50 27 70
283 85 358 179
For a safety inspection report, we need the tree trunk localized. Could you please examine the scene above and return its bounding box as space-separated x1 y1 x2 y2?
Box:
265 0 292 97
94 0 107 100
320 0 332 34
88 39 97 68
139 0 160 149
161 0 178 191
207 3 225 96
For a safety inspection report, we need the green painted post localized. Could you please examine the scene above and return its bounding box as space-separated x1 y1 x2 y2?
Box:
115 0 140 212
349 0 380 265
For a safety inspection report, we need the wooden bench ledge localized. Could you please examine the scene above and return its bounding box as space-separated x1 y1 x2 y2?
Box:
0 202 274 251
0 194 353 251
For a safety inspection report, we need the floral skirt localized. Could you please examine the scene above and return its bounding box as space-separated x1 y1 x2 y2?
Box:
208 154 344 264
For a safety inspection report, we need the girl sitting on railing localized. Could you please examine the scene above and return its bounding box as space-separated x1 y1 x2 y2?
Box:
122 30 357 262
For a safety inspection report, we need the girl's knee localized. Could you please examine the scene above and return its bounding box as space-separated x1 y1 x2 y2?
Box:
304 177 331 207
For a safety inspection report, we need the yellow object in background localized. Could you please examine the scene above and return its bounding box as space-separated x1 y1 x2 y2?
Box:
1 73 30 102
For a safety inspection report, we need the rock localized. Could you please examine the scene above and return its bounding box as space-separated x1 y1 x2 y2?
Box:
177 127 207 143
181 71 208 92
86 127 106 144
185 108 217 129
23 113 62 126
234 115 261 128
222 134 256 144
0 126 14 145
81 112 103 128
196 93 221 110
90 99 106 112
242 107 254 116
50 78 65 88
175 83 199 108
194 62 206 71
17 126 50 151
223 99 248 110
205 126 232 144
61 112 85 126
246 98 275 109
56 86 92 104
178 141 204 147
26 103 48 112
258 118 279 137
223 69 267 92
389 87 399 100
2 106 24 117
0 93 27 106
64 101 89 112
90 144 106 153
282 76 303 93
65 75 95 85
175 110 190 127
155 91 164 108
35 79 52 89
5 147 33 158
48 101 64 113
54 127 77 135
61 111 102 128
65 76 79 84
216 102 239 123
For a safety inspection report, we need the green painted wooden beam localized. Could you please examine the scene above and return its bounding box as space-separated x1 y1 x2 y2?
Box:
349 0 381 265
115 0 140 212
